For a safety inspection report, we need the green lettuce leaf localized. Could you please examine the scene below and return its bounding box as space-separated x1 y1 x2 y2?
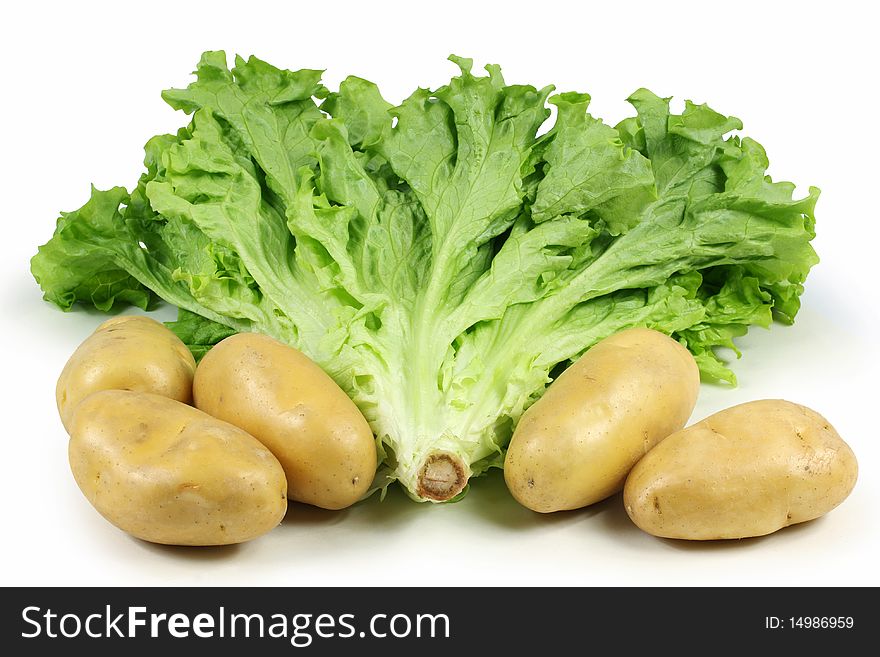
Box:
165 308 237 361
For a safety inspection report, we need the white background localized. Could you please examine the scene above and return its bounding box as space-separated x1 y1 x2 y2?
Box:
1 0 877 586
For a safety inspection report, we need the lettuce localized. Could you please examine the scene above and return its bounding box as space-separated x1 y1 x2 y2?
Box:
31 52 819 502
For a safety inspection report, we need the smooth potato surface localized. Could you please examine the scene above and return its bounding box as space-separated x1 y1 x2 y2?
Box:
623 399 858 540
504 328 699 512
56 315 196 431
193 333 377 510
69 390 288 546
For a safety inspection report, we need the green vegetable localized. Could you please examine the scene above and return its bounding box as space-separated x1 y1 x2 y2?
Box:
31 52 819 502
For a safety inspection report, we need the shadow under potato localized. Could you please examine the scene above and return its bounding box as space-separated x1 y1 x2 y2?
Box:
464 469 633 531
282 503 350 527
132 538 244 560
279 479 426 530
651 515 825 551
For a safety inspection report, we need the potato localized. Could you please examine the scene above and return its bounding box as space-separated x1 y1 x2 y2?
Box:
56 315 196 431
193 333 377 510
504 327 699 512
624 399 858 540
68 390 287 546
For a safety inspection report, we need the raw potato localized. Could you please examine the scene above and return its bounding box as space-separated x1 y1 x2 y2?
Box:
56 315 196 431
504 327 699 512
68 390 288 546
624 399 858 540
193 333 377 510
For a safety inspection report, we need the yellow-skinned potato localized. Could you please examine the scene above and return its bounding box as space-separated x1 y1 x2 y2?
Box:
193 333 377 510
56 315 196 431
624 399 858 540
504 327 699 512
69 390 288 546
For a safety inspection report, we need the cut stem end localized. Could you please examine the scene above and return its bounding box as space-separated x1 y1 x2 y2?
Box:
417 452 468 501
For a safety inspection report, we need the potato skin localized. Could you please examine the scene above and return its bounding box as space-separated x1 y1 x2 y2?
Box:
623 399 859 540
56 316 196 431
193 333 377 510
68 391 288 546
504 328 699 512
